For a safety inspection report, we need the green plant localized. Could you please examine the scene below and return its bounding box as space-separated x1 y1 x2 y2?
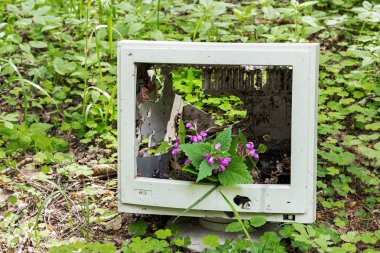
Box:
176 124 259 185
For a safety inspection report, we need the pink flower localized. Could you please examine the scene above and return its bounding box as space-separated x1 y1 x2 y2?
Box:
208 156 214 165
199 130 207 137
249 150 259 160
214 143 221 150
173 137 180 148
246 142 254 150
219 164 226 171
217 156 231 167
184 158 191 165
190 135 199 143
222 157 231 166
185 122 193 129
172 148 179 157
203 154 211 159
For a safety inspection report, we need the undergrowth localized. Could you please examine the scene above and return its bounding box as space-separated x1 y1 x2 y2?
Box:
0 0 379 252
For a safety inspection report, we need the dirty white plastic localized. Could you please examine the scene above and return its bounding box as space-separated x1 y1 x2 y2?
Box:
118 41 319 223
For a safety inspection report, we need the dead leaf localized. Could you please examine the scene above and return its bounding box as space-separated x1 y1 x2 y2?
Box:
102 215 122 231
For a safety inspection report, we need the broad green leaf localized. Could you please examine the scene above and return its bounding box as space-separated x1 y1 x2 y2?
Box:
173 238 185 247
29 123 53 134
365 122 380 130
360 232 378 244
197 160 218 182
225 221 243 232
250 216 267 227
302 16 319 27
29 41 47 48
202 235 220 248
21 0 35 14
180 142 210 166
299 1 318 8
218 156 253 186
53 57 76 75
128 220 148 237
257 143 267 153
155 229 172 239
213 126 232 151
341 231 360 243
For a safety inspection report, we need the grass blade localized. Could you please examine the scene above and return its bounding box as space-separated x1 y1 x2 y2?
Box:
173 184 219 223
219 190 254 247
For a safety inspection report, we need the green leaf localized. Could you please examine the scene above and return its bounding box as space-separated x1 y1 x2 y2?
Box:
225 221 243 232
202 235 220 248
181 164 198 175
218 156 253 186
257 143 267 153
250 216 267 227
173 238 185 247
29 41 47 48
29 123 53 134
341 231 360 243
326 166 340 176
128 220 148 237
197 160 218 182
301 16 319 27
360 232 378 244
53 57 76 75
365 122 380 130
213 126 232 151
229 135 239 155
21 0 35 14
178 119 186 144
180 142 210 166
148 141 170 155
238 129 248 146
155 229 172 239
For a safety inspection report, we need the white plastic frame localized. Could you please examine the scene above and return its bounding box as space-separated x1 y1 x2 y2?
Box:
118 41 319 223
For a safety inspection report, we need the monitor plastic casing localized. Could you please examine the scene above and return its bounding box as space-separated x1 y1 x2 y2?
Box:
118 41 319 223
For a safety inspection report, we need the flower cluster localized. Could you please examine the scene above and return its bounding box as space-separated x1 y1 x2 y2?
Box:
171 137 180 157
190 130 207 143
246 141 259 160
203 143 232 174
186 120 207 143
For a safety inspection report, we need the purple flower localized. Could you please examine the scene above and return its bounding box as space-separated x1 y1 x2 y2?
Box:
212 169 219 174
203 154 211 160
185 122 193 129
246 142 254 150
208 156 214 165
190 135 199 143
173 137 180 148
249 150 259 160
199 130 207 137
184 158 191 165
219 164 226 171
222 157 231 166
194 119 199 126
214 143 221 150
217 156 231 167
172 148 179 157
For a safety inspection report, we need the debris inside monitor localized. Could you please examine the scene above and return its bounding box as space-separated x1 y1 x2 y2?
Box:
135 63 292 184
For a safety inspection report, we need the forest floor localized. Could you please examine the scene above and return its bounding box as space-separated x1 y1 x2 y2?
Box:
0 0 379 252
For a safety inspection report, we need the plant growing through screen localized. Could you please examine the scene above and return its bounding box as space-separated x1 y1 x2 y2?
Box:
171 120 265 247
172 120 260 186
